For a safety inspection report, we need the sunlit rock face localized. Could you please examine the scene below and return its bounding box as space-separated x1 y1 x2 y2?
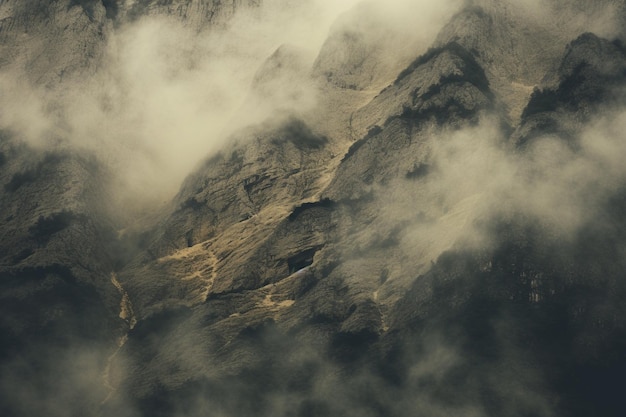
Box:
1 1 626 417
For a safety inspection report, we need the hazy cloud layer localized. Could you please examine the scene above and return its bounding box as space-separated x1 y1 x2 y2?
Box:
390 107 626 265
1 0 623 213
0 1 351 207
1 1 625 417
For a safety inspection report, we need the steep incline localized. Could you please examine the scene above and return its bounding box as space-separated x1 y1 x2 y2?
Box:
0 136 127 416
0 0 113 85
434 0 626 122
0 1 266 415
120 0 260 29
1 1 626 417
105 6 626 416
117 117 333 317
384 34 626 417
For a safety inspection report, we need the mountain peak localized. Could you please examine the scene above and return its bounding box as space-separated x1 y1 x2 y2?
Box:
2 2 626 417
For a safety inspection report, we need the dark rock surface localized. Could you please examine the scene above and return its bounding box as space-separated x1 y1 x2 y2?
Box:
514 33 626 147
0 135 127 416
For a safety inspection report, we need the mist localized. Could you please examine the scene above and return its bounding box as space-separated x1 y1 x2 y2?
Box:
0 2 347 206
0 0 469 217
390 107 626 270
100 106 626 417
1 1 625 417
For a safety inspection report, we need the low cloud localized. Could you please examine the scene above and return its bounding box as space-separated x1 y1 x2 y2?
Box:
0 0 368 210
2 1 625 416
0 344 114 417
368 105 626 270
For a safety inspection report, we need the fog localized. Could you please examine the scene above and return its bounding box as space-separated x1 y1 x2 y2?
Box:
0 343 112 417
389 106 626 271
0 1 621 214
1 0 625 416
93 104 626 417
0 0 473 217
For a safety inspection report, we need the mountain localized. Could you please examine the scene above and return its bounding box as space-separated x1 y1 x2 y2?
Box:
120 0 261 29
0 136 124 416
1 1 626 417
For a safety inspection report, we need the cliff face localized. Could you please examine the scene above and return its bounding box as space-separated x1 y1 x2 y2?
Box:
0 1 261 416
120 0 261 28
0 0 260 86
0 0 111 85
432 0 626 122
0 136 126 417
1 1 626 417
108 6 626 416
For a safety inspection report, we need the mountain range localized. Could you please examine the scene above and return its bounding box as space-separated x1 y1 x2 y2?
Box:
1 1 625 416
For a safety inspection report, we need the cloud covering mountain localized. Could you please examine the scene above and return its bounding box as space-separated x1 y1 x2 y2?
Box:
1 1 625 416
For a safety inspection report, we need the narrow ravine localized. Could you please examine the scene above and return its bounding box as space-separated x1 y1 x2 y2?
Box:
101 272 138 405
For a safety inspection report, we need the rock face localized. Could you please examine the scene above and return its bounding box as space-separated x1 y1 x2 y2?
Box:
0 1 263 415
0 136 127 417
117 117 333 318
514 33 626 147
0 0 111 85
311 1 409 92
0 0 260 86
432 0 626 122
120 0 261 29
1 1 626 417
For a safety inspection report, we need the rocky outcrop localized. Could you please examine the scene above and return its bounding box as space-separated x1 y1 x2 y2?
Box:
434 0 626 123
0 0 260 88
514 33 626 147
311 1 445 93
115 116 333 319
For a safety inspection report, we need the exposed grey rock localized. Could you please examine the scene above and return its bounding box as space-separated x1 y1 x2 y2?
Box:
0 0 111 86
120 0 261 29
513 33 626 147
2 2 626 417
434 0 626 123
330 41 495 200
116 116 333 318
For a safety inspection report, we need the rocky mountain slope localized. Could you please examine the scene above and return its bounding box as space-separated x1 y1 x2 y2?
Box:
0 136 125 416
1 1 626 417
